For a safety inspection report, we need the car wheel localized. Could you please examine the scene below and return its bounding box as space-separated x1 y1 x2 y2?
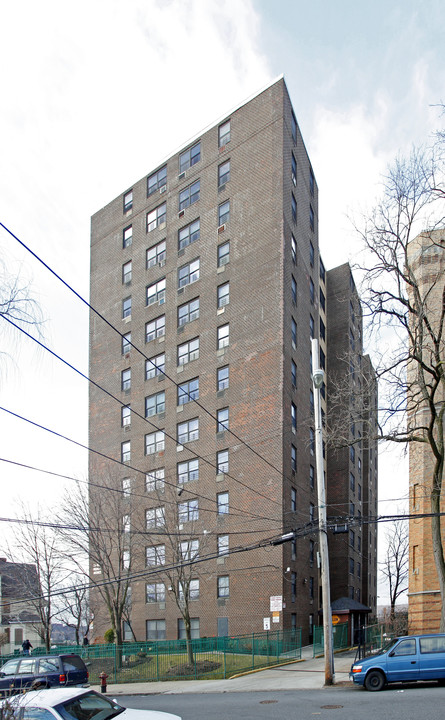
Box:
365 670 385 692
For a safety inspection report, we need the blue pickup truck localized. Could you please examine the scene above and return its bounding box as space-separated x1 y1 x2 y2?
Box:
350 634 445 691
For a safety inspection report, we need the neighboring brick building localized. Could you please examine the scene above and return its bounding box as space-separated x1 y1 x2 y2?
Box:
407 230 445 632
88 77 377 644
326 265 378 620
0 558 43 656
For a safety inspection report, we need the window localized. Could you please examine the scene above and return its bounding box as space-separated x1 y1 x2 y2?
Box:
320 318 325 341
178 298 199 326
291 487 297 511
310 389 314 415
122 296 131 319
291 276 297 305
123 549 130 569
217 449 229 474
122 332 131 354
123 190 133 212
291 194 297 223
146 468 164 492
219 120 230 147
291 360 297 388
291 445 296 472
349 558 355 575
309 278 314 304
121 368 131 391
178 218 200 250
218 535 229 556
177 417 199 444
291 112 297 143
179 180 200 211
320 348 326 370
179 581 200 603
146 506 165 529
146 240 166 268
146 545 165 567
218 200 230 225
310 428 315 455
291 318 297 348
291 154 297 186
319 288 326 312
310 205 315 231
291 572 297 598
178 459 199 484
178 337 199 365
145 353 165 380
310 465 315 489
349 529 355 547
217 282 229 308
310 167 315 195
145 315 165 342
291 403 297 431
146 619 166 640
217 407 229 432
178 616 200 638
145 391 165 417
146 203 166 232
218 241 230 267
291 234 296 263
123 225 132 248
122 477 131 497
218 575 229 597
147 166 167 196
178 377 199 405
122 261 132 285
145 431 165 455
146 582 165 603
350 472 355 492
178 258 200 287
217 324 229 349
217 491 229 515
218 160 230 186
309 503 315 522
319 258 325 282
179 141 201 173
350 445 355 464
309 241 314 267
178 498 199 523
358 484 362 501
309 315 314 339
121 405 131 427
217 365 229 391
180 539 199 560
146 278 166 306
121 441 130 463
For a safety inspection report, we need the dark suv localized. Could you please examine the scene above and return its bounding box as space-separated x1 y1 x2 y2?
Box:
0 654 89 695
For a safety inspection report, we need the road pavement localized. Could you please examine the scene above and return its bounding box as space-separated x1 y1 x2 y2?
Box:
91 647 356 695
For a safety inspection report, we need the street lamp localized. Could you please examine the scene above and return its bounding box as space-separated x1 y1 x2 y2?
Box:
311 338 335 685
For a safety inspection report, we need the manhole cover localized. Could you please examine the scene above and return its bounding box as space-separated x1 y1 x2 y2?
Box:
320 706 344 710
259 700 278 704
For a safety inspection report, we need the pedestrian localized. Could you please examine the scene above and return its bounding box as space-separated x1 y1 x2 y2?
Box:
82 636 89 647
22 639 33 656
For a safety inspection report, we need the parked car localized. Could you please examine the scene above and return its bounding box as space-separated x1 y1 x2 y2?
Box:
0 687 181 720
350 633 445 690
0 654 89 696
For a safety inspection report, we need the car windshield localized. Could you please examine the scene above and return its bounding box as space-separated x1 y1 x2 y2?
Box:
55 693 125 720
368 637 400 658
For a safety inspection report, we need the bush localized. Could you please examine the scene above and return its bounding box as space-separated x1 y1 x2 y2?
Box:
104 629 115 643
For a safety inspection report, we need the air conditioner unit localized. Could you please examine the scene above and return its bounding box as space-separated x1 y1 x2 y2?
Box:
217 224 226 234
178 171 186 181
158 259 166 267
178 210 185 218
160 185 167 194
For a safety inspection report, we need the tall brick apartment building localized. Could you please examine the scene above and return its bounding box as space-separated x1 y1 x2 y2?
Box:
408 229 445 633
89 77 377 644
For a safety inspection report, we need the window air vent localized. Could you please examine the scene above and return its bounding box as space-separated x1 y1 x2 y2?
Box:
217 224 226 234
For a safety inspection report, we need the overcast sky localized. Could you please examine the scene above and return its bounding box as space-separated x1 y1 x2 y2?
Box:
1 0 444 601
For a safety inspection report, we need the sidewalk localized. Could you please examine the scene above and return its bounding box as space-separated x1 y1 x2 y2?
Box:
91 648 355 695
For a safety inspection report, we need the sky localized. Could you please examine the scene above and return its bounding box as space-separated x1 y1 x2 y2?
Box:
1 0 444 604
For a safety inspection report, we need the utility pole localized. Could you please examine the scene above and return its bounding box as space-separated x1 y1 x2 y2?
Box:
311 338 335 685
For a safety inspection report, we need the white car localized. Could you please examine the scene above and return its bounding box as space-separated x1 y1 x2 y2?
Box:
0 688 181 720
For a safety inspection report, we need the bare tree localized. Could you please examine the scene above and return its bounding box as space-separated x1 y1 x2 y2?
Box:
58 583 94 646
9 505 68 650
355 142 445 628
0 259 43 360
380 519 409 619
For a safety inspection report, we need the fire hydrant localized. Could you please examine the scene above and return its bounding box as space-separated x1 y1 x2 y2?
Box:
99 672 108 693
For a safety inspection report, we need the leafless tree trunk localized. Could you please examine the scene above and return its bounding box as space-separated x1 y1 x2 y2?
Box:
380 519 409 619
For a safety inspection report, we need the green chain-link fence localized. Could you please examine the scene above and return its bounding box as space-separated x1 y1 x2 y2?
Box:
313 623 349 656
